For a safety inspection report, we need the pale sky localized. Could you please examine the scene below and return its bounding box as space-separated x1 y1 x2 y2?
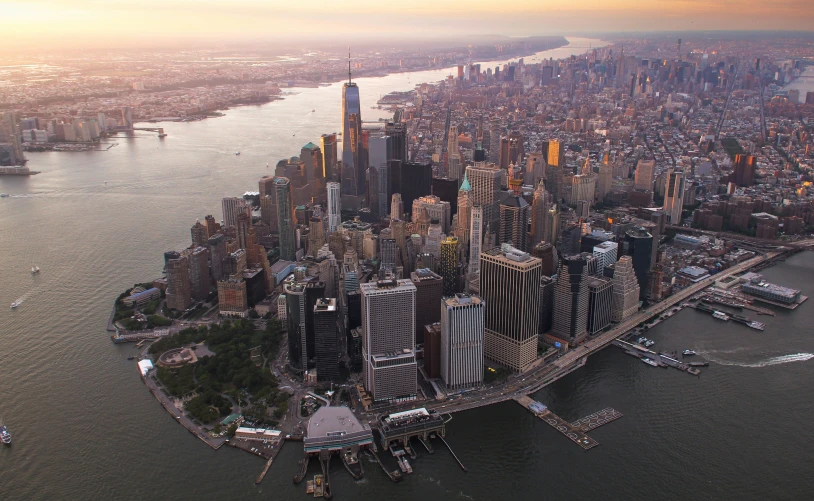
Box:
2 0 813 50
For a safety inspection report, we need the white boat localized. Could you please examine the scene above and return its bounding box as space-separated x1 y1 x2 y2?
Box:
235 151 240 155
0 193 9 198
10 301 21 309
712 311 730 321
642 358 659 367
31 266 40 274
645 340 655 347
683 349 697 356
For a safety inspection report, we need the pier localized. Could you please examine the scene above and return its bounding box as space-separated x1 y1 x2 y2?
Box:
437 435 467 471
570 408 624 433
514 396 604 451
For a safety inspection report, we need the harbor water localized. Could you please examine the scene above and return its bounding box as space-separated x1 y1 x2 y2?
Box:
2 37 813 500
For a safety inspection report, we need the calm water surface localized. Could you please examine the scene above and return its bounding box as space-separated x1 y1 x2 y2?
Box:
2 37 813 500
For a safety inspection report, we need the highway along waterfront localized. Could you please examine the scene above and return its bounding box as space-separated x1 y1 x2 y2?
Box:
2 46 814 501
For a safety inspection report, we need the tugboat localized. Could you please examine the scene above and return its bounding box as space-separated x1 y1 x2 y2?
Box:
0 419 11 445
683 349 697 356
235 151 240 156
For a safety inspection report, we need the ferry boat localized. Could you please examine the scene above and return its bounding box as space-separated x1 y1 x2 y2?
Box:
712 311 730 321
642 358 660 367
0 420 11 444
683 349 697 356
10 300 21 309
31 265 40 274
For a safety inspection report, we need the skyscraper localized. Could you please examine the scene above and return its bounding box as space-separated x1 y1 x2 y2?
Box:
499 193 530 251
284 281 308 371
592 241 618 276
327 182 341 233
551 255 591 345
663 169 686 224
468 205 483 276
341 58 364 197
165 255 192 311
440 236 459 296
412 195 452 234
390 193 404 220
612 256 640 322
455 174 472 247
275 177 296 261
361 278 417 402
441 294 485 390
624 227 653 301
221 197 250 227
191 220 209 247
530 182 553 247
587 277 613 335
634 159 655 192
597 160 613 201
401 162 433 217
314 298 340 381
321 133 338 181
480 245 541 372
186 246 210 300
410 269 443 344
538 275 555 334
465 162 502 230
208 233 226 282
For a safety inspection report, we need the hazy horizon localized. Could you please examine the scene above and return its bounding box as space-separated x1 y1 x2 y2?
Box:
2 0 814 52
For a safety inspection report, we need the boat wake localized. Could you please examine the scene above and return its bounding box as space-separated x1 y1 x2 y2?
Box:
702 352 814 368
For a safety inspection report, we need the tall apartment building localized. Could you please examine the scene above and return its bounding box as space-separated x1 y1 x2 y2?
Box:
440 294 485 390
361 279 417 402
190 220 209 247
217 276 248 318
612 256 640 322
314 298 340 381
480 245 542 372
221 197 251 227
165 255 192 311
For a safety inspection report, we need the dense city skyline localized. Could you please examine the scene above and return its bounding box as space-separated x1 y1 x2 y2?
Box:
3 13 814 499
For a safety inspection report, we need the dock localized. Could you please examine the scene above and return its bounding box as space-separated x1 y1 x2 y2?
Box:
514 395 600 451
613 340 699 375
256 457 274 484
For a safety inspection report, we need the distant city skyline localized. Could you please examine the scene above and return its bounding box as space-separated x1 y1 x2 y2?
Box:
2 0 813 51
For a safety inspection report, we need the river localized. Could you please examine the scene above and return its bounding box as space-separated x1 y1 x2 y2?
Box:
2 36 814 500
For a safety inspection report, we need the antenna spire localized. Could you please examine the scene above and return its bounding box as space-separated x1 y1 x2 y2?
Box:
348 47 352 84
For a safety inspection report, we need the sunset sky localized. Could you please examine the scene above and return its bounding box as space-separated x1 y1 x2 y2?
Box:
2 0 813 49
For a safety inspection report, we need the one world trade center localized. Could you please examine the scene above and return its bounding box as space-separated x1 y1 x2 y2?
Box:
341 51 364 198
